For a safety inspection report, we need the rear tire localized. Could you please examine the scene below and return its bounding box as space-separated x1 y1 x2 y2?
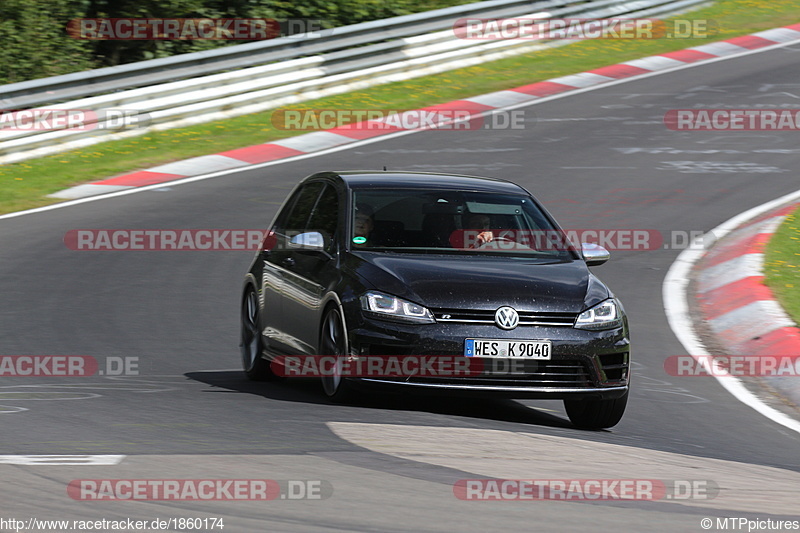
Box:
319 306 357 403
241 287 281 381
564 390 628 429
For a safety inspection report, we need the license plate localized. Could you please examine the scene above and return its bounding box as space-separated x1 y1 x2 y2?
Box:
464 339 552 359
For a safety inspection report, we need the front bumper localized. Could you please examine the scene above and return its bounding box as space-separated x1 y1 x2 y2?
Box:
343 314 630 400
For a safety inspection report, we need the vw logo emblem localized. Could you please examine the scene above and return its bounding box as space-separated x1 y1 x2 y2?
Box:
494 306 519 330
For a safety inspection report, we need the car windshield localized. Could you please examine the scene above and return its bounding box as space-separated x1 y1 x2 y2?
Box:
351 189 576 258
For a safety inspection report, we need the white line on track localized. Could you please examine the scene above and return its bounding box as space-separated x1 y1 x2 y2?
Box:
0 455 125 465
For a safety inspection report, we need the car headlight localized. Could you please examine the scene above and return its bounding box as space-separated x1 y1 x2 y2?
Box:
360 291 435 323
574 299 623 330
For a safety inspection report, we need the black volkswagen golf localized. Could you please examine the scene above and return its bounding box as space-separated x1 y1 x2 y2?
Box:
241 171 630 429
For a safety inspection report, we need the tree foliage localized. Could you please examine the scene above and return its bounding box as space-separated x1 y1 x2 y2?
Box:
0 0 476 86
0 0 94 85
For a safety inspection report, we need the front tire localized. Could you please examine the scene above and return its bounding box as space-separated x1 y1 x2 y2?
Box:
564 390 628 429
241 287 280 381
319 306 357 403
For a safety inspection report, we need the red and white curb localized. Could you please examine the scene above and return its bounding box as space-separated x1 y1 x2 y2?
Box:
665 191 800 434
49 24 800 200
696 204 800 357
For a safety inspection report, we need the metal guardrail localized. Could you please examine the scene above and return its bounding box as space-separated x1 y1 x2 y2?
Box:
0 0 711 164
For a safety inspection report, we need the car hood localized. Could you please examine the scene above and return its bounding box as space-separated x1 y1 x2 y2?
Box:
348 252 609 313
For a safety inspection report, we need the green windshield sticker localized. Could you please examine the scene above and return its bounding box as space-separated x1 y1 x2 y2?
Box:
353 236 367 244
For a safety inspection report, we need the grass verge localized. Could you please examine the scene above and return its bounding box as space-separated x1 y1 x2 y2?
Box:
764 205 800 326
1 0 800 214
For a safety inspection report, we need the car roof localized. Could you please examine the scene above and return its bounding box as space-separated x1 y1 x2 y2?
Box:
308 171 529 195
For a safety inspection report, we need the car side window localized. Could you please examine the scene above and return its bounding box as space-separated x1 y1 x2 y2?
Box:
268 182 325 252
281 182 324 234
306 184 339 253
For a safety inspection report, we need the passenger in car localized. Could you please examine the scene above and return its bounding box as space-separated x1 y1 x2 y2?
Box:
354 203 374 245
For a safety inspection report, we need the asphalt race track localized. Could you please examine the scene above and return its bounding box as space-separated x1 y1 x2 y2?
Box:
1 42 800 532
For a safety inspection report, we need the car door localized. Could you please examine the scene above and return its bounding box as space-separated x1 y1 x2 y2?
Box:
262 181 325 354
280 182 341 355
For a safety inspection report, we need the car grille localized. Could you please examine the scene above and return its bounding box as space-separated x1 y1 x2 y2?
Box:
405 359 594 388
431 308 577 327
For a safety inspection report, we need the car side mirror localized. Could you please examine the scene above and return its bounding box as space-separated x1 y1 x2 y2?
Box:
288 231 334 260
289 231 325 250
581 242 610 266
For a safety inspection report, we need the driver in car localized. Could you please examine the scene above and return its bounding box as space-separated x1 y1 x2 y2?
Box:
467 214 494 248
